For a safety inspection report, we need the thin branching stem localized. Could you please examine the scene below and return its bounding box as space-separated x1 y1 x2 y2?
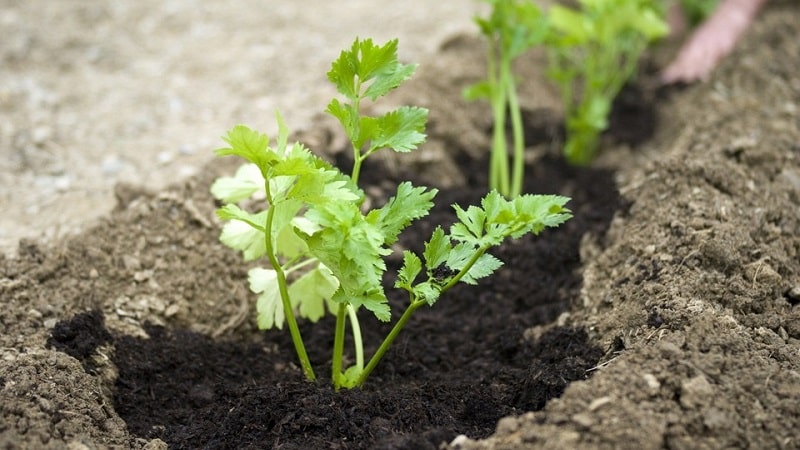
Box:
356 298 425 387
331 302 347 389
264 183 316 382
356 244 491 387
504 60 524 198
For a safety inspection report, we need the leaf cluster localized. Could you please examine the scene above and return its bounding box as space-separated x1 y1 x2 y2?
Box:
210 37 574 389
545 0 667 165
465 0 548 198
299 181 437 321
396 191 571 306
211 119 361 328
326 38 428 162
212 121 441 328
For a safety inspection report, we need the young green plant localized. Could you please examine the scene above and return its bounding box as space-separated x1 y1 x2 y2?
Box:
212 38 572 390
545 0 667 165
465 0 547 198
679 0 719 26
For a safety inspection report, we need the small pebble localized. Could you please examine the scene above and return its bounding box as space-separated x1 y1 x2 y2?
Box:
122 255 141 271
680 375 713 409
588 396 612 411
164 304 180 318
642 373 661 395
450 435 470 447
496 416 519 434
572 412 594 428
786 285 800 305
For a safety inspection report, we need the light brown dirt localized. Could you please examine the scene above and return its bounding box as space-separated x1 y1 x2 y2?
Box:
1 1 798 449
0 0 485 255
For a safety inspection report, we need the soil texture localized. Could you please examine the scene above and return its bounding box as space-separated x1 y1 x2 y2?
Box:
1 1 799 450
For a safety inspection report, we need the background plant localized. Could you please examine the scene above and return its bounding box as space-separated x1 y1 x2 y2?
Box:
465 0 548 198
546 0 667 165
212 38 572 390
679 0 719 26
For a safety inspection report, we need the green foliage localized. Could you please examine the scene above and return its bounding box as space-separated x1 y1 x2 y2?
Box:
396 191 571 305
326 38 428 182
211 38 572 390
679 0 719 26
546 0 667 165
466 0 548 198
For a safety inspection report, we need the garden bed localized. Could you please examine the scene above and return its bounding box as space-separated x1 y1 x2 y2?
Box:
1 2 799 449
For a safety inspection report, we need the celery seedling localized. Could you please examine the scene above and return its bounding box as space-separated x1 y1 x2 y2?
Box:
465 0 547 198
212 38 572 390
679 0 719 26
546 0 667 165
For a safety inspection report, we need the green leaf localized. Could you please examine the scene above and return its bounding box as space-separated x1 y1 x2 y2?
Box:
275 220 308 260
289 264 339 322
216 204 268 260
325 98 358 144
463 81 492 102
355 290 391 322
368 181 437 245
219 218 267 261
327 38 416 102
513 194 572 234
368 106 429 153
451 204 487 243
302 201 391 321
353 38 396 83
461 253 503 285
248 267 285 330
339 365 363 389
413 281 441 306
327 45 358 100
480 190 508 223
214 125 276 174
500 1 548 58
396 251 422 291
423 226 450 272
549 5 593 44
275 110 290 155
445 242 477 274
632 8 668 40
210 163 264 203
362 62 417 100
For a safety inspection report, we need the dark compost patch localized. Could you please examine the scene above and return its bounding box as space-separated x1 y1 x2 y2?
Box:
47 144 621 449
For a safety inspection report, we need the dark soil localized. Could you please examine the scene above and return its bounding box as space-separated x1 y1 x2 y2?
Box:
47 143 620 449
3 3 799 450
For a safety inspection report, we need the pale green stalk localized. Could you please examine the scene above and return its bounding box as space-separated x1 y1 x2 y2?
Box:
504 61 525 198
354 245 491 387
263 182 315 381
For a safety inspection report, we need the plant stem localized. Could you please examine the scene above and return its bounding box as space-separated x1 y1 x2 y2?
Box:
355 298 425 387
490 73 510 196
331 302 347 389
441 245 490 293
354 245 491 387
350 79 364 184
332 303 364 390
347 304 364 371
283 257 319 276
504 60 524 198
351 148 364 184
264 184 316 382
